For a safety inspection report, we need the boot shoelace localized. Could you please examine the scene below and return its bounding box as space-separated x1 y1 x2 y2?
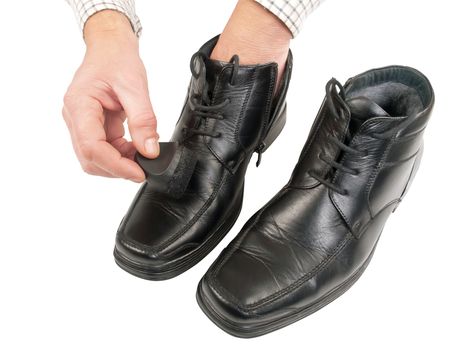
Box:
308 78 417 196
182 52 239 139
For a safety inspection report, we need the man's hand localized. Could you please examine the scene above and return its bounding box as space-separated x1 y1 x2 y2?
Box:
63 10 159 182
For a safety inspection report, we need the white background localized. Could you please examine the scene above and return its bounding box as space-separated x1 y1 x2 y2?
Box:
0 0 466 348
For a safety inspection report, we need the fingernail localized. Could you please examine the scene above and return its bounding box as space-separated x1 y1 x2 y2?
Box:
144 138 159 156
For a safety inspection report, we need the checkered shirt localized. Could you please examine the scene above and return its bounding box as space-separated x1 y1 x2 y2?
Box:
65 0 142 37
255 0 322 37
66 0 322 38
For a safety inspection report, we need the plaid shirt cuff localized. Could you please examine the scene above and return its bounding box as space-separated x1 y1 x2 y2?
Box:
254 0 323 37
66 0 142 37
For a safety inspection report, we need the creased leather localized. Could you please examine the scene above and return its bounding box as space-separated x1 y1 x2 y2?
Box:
198 65 435 337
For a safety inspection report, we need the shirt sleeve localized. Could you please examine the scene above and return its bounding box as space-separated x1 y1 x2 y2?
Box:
254 0 323 38
65 0 142 37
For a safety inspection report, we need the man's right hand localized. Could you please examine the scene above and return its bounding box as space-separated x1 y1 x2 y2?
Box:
62 10 159 182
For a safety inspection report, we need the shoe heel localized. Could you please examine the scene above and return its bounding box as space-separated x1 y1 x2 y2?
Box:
393 143 424 213
262 103 287 152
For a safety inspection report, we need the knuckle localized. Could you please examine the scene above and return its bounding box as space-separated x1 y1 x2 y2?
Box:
130 112 156 129
61 106 70 124
116 66 147 85
63 91 77 107
77 141 95 162
63 89 99 112
62 93 83 119
80 162 95 175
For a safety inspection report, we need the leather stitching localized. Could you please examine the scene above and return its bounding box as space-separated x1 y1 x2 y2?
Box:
210 187 289 274
330 117 397 237
287 99 328 187
365 135 396 223
329 190 354 237
208 186 354 312
235 67 258 151
205 67 254 173
254 64 277 149
155 170 228 252
121 170 229 254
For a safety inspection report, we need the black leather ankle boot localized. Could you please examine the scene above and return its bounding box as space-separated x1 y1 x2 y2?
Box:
197 66 434 337
114 36 293 280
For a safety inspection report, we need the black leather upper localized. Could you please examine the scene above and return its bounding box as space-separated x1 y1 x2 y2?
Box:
198 66 434 334
114 36 293 276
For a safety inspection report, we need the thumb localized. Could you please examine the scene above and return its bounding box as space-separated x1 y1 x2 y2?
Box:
117 85 159 159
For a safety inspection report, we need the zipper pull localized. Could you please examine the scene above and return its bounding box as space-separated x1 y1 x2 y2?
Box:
255 143 265 167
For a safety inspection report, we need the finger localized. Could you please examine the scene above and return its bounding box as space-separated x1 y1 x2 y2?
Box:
104 110 125 142
66 96 144 182
80 161 116 178
110 137 137 160
104 110 137 159
114 80 159 159
87 140 145 182
78 138 141 181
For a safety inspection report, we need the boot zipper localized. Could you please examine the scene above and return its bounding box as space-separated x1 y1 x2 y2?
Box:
255 142 265 167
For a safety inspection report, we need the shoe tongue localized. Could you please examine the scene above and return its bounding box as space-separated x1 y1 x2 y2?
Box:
203 57 231 97
191 55 229 98
345 96 391 135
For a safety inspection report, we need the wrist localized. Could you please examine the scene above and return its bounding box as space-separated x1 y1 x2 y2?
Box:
234 0 292 46
211 0 291 65
84 10 137 47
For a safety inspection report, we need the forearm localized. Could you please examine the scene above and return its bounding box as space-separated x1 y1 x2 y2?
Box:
211 0 291 64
